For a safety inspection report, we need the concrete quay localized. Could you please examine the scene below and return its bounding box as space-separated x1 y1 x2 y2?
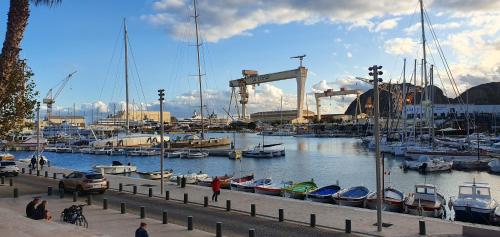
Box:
13 163 500 236
0 193 214 237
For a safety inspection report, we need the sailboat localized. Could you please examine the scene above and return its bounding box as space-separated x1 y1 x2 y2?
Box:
90 19 164 148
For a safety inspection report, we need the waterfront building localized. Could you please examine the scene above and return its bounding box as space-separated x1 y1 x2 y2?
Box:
250 110 315 123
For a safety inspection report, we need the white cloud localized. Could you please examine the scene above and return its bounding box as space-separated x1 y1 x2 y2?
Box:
346 52 353 58
383 37 418 55
373 17 400 32
153 0 185 10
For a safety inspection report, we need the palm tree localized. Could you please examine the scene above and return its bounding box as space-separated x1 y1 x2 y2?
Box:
0 0 61 98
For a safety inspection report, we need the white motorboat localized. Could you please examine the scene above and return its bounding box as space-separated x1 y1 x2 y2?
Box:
243 143 285 158
402 156 452 172
451 181 498 224
166 151 186 158
488 159 500 173
404 184 445 218
79 147 93 154
169 172 208 184
93 161 137 174
183 151 209 159
136 170 173 180
92 148 111 155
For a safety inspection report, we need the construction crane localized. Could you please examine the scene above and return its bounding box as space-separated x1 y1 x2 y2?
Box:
314 88 362 121
43 71 77 123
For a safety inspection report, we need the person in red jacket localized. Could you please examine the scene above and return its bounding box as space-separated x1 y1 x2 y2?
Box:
211 177 221 202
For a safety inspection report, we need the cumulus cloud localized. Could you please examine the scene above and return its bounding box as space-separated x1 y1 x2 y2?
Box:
383 37 418 55
373 17 400 32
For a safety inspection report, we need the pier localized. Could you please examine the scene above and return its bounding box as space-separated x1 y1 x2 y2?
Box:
5 163 500 237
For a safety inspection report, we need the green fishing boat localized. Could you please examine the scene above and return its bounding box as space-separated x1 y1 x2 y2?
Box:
283 181 317 200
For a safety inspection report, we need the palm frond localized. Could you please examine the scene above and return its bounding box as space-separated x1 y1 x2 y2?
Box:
31 0 62 7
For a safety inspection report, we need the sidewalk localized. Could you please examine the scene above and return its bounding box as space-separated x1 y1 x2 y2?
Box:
0 193 214 237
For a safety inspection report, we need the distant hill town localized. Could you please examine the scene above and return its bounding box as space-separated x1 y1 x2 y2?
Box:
345 82 500 116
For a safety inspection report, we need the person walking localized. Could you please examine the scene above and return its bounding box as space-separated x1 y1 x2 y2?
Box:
39 158 45 170
135 222 149 237
211 176 221 202
26 197 40 219
30 156 36 171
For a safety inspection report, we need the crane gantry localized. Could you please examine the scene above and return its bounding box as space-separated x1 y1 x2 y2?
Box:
43 71 77 123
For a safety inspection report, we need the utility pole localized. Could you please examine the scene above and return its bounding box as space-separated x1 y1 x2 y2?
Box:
369 65 384 232
158 89 165 194
36 102 41 173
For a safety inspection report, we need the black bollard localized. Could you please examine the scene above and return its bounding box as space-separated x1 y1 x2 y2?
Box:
310 214 316 227
249 228 255 237
1 176 4 184
204 196 208 207
278 209 284 222
251 204 256 217
176 176 180 186
148 188 153 197
226 200 231 211
53 173 57 179
73 191 78 202
9 178 13 186
162 210 168 224
106 181 110 189
181 176 186 188
184 193 188 204
345 219 351 234
87 195 92 205
103 198 108 209
119 183 123 192
121 202 126 214
59 189 64 199
13 188 18 198
216 222 222 237
187 216 193 231
44 171 48 178
47 186 53 196
29 169 32 175
133 185 137 194
140 206 145 219
165 190 170 200
21 168 25 174
419 220 426 235
37 170 40 176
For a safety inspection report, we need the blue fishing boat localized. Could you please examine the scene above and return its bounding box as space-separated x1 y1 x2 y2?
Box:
332 186 370 207
307 185 342 203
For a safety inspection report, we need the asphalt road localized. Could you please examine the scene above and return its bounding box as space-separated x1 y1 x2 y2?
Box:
1 174 359 237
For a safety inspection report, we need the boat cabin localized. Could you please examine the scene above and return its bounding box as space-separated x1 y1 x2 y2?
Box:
458 182 491 200
414 184 438 202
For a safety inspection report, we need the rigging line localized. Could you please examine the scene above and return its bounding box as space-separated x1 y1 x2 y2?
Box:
424 9 463 103
126 35 147 105
99 21 123 101
109 42 124 104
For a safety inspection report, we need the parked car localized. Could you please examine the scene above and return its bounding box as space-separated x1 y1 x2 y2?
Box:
59 171 108 194
0 161 20 176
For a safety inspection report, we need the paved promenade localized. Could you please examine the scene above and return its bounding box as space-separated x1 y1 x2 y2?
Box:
13 163 476 237
0 193 214 237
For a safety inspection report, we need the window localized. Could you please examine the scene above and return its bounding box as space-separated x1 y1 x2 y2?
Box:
476 187 490 196
85 174 104 180
0 161 16 166
416 187 426 193
459 187 473 195
427 188 435 194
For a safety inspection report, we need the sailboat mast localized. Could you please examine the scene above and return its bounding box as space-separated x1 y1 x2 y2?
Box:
193 0 204 140
402 58 407 144
124 18 130 134
412 59 417 141
419 0 428 96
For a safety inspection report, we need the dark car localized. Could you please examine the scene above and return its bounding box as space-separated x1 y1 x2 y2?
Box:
59 171 108 194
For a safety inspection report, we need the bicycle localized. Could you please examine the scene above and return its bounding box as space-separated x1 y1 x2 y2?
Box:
60 204 88 228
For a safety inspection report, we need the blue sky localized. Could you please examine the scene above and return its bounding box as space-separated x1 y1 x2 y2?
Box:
0 0 498 118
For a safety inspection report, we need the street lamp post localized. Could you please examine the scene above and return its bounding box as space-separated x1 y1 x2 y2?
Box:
36 102 40 173
369 65 383 232
158 89 165 194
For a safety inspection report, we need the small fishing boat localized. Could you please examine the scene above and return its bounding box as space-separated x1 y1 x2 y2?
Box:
402 156 452 173
198 175 232 187
169 172 209 184
93 161 137 174
231 178 271 192
366 187 405 212
451 181 498 224
307 185 341 203
283 181 318 200
404 184 445 218
221 174 253 189
254 184 283 196
136 169 173 180
488 159 500 173
332 186 370 207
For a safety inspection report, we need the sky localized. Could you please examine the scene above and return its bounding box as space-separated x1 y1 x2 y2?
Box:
0 0 499 119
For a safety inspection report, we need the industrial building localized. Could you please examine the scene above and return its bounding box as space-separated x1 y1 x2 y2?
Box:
250 110 315 123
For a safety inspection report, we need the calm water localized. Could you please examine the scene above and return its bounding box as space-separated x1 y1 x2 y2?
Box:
11 133 500 200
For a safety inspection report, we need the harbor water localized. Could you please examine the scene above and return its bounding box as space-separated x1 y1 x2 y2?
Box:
11 133 500 200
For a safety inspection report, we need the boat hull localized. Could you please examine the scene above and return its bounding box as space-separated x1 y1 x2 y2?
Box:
254 186 282 196
453 206 495 224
